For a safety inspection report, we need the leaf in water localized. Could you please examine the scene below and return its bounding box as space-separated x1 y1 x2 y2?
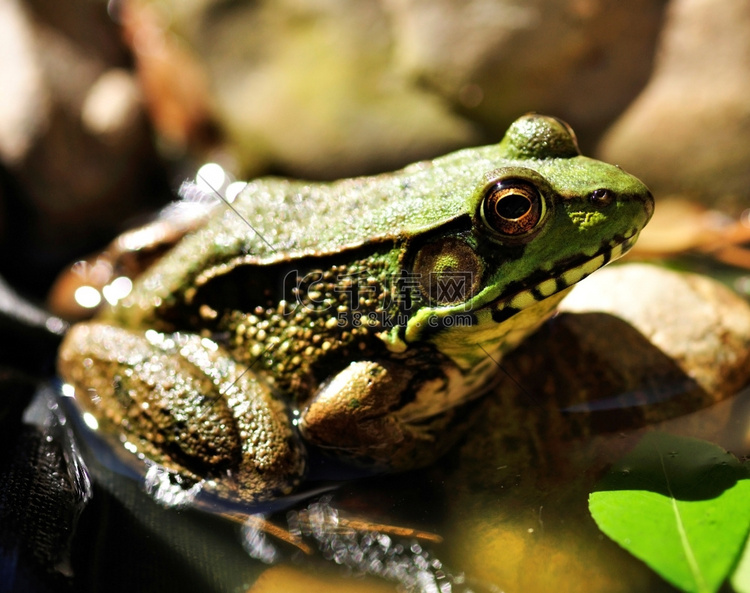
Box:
731 537 750 593
589 432 750 593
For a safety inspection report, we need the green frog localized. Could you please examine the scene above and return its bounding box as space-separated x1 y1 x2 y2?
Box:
57 114 654 505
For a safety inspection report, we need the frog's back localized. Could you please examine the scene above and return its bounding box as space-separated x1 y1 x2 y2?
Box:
223 149 496 260
114 147 502 324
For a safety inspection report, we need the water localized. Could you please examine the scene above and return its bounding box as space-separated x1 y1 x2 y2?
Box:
47 365 750 593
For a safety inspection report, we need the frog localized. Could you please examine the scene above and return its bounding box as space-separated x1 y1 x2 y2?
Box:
57 114 654 505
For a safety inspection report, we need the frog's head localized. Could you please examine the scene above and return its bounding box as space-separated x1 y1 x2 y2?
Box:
395 114 654 367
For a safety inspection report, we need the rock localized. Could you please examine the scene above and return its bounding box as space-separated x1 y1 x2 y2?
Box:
0 0 169 295
464 263 750 455
0 0 48 166
384 0 666 150
132 0 665 178
629 197 732 256
561 263 750 403
456 264 750 483
142 0 477 179
598 0 750 213
447 263 750 497
80 69 143 144
249 565 395 593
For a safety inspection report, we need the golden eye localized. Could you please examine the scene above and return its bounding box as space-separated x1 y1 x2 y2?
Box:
481 180 543 236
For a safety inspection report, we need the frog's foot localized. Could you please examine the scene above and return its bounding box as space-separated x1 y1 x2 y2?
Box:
57 322 307 504
298 360 478 471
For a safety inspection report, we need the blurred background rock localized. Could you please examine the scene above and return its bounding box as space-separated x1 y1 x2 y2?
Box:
599 0 750 215
0 0 170 296
1 0 748 299
124 0 665 178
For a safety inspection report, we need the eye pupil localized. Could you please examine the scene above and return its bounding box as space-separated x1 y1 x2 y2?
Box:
495 193 532 219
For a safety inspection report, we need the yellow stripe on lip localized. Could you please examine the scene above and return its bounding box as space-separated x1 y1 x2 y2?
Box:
536 278 557 297
492 233 638 317
561 253 605 286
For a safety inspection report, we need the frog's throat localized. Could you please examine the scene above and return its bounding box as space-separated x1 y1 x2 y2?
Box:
393 231 640 349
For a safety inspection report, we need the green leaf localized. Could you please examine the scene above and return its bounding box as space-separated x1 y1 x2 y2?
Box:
731 537 750 593
589 432 750 593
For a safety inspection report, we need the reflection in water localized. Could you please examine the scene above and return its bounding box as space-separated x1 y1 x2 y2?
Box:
239 495 500 593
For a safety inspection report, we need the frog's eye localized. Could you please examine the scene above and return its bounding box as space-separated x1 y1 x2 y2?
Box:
481 180 543 236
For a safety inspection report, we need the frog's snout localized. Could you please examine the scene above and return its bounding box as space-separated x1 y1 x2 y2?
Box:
623 185 655 226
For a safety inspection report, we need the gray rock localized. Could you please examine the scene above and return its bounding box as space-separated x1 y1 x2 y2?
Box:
384 0 666 150
170 0 477 179
452 263 750 493
598 0 750 213
561 263 750 403
150 0 665 178
0 0 168 286
0 0 48 166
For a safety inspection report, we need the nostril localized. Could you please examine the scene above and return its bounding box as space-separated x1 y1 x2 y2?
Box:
644 191 656 218
589 188 614 207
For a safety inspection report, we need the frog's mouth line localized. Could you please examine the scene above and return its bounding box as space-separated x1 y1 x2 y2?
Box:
488 233 639 323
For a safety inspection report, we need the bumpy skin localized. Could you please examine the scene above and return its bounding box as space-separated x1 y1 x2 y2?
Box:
57 115 654 504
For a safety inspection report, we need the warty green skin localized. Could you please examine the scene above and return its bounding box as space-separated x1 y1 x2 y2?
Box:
57 114 654 505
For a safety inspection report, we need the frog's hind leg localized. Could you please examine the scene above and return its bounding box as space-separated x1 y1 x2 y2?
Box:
57 322 307 504
298 360 480 472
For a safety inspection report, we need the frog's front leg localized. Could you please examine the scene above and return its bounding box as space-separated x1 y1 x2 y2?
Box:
57 322 307 503
298 360 477 471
